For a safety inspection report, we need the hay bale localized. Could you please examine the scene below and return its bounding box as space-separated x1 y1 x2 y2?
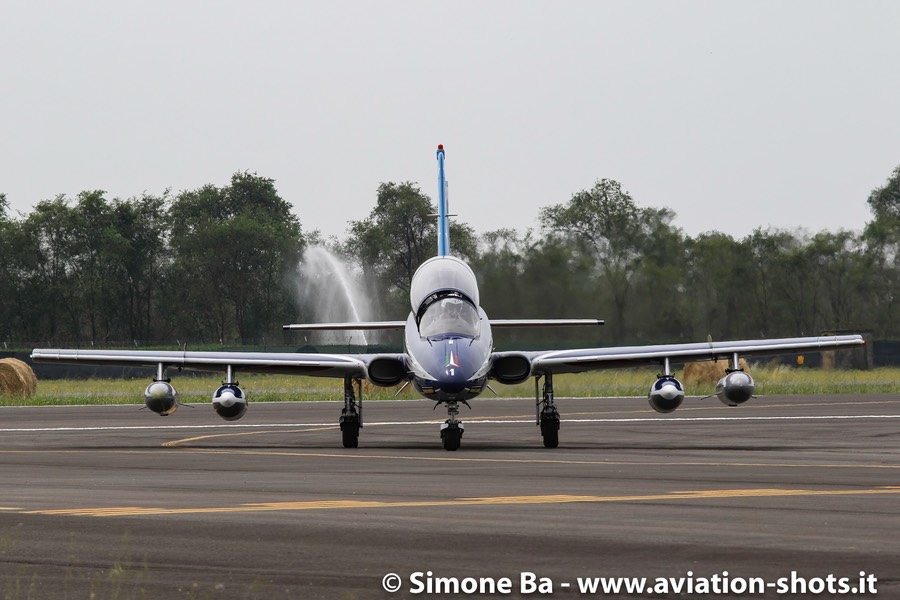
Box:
0 358 37 397
0 363 17 395
16 359 38 395
683 358 749 387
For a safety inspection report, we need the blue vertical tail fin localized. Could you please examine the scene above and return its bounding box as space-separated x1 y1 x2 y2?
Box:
436 144 450 256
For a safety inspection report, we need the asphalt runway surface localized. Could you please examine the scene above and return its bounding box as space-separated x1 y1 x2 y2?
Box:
0 393 897 599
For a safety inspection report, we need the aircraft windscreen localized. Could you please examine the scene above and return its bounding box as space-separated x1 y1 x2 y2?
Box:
410 256 480 311
419 297 480 339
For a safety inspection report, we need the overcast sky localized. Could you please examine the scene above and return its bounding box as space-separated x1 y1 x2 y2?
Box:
2 1 898 241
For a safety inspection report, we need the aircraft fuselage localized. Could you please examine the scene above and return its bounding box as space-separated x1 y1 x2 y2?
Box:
404 312 492 402
404 256 493 403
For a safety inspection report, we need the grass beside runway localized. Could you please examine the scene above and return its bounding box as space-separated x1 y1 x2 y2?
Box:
3 366 899 407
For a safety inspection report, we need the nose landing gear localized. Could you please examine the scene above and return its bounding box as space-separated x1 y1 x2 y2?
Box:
439 400 465 451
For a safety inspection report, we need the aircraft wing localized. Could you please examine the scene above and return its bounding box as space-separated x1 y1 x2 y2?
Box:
283 322 405 331
283 319 604 330
511 335 865 375
29 348 401 379
489 319 604 328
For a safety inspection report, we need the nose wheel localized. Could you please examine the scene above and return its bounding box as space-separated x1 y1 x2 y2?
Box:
440 422 464 451
439 400 465 451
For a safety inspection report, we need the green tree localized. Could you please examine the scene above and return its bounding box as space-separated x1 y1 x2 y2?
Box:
473 228 529 319
14 193 136 344
864 164 900 337
345 182 477 315
20 197 81 340
472 228 610 348
867 164 900 221
540 179 668 342
1 221 32 342
521 235 601 344
166 173 304 344
807 231 870 332
69 191 132 344
744 228 793 337
630 208 688 341
0 194 13 342
111 193 170 341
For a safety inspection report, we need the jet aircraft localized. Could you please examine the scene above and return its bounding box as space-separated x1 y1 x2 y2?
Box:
32 146 865 450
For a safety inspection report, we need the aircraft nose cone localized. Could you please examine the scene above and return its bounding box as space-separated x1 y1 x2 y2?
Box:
439 367 468 393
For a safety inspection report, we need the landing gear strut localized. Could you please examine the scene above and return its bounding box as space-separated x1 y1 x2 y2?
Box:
439 401 465 451
340 376 362 448
535 373 559 448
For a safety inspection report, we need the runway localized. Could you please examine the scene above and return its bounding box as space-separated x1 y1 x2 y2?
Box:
0 394 898 599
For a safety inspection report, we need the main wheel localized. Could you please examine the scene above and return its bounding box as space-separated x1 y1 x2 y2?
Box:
341 413 360 448
441 425 462 451
540 412 559 448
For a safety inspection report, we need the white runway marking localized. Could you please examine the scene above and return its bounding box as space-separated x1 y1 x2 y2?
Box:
1 413 898 433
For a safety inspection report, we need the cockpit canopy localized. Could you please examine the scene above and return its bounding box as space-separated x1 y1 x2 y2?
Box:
418 293 481 339
409 256 480 312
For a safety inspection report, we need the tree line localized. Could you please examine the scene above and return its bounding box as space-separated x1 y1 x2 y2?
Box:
1 165 898 349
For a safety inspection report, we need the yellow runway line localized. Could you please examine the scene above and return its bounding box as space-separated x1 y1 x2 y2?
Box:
21 486 900 518
182 447 900 471
163 426 339 447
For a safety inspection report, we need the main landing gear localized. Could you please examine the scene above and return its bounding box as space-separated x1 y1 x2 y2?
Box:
340 376 363 448
535 373 560 448
439 400 466 451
